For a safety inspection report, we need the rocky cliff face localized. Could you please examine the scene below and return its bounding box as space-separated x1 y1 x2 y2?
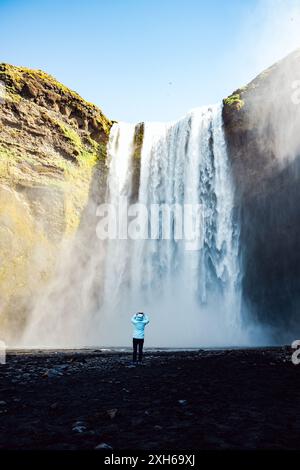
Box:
223 49 300 341
0 64 111 339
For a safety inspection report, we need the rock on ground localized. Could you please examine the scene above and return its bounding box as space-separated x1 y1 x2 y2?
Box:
0 347 299 450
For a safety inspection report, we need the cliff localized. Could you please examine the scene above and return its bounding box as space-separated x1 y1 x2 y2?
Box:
0 63 112 338
223 49 300 340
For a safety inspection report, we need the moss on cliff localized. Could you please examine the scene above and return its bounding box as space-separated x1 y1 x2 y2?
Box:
0 62 113 339
55 119 83 149
0 63 111 132
0 62 113 235
223 91 245 111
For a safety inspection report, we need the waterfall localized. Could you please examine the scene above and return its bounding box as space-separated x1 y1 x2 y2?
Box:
21 103 248 348
94 104 245 347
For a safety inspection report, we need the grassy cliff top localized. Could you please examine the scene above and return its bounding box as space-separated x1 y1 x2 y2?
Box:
223 48 300 112
0 63 112 136
222 48 300 130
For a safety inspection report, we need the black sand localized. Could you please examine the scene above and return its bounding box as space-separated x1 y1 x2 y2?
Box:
0 347 299 450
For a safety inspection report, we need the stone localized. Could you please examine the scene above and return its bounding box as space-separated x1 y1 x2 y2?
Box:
178 399 188 406
154 425 163 430
21 82 39 99
44 369 63 378
72 421 87 433
106 408 118 419
72 425 87 433
94 442 113 450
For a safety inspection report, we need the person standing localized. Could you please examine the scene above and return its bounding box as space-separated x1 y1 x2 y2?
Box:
131 311 149 365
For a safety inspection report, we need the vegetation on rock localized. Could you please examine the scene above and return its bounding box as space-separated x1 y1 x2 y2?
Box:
223 91 245 111
0 63 112 340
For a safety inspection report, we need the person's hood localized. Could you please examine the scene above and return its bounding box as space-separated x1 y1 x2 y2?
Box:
136 315 144 321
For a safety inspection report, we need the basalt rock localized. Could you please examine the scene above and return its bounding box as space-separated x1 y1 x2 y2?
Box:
223 49 300 340
0 63 112 341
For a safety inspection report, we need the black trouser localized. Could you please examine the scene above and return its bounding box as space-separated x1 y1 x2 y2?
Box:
133 338 144 362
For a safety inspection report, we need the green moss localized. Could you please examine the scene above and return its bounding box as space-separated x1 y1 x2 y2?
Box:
0 62 111 236
55 120 82 149
94 116 112 137
53 119 104 167
77 149 98 168
223 93 245 110
98 141 108 161
85 136 99 152
0 63 112 136
0 63 94 108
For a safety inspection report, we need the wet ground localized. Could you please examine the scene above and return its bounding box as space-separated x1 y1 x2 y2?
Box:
0 346 299 450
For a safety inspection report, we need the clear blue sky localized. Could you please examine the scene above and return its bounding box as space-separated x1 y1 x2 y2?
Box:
1 0 300 121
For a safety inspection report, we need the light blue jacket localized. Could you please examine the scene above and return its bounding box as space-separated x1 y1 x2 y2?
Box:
131 313 149 339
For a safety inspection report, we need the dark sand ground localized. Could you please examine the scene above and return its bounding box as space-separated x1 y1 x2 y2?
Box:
0 346 299 450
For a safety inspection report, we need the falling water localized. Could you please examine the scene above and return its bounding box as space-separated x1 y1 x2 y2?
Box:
94 104 245 347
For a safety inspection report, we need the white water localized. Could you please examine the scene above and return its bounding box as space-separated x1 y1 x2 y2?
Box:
91 104 247 347
20 104 253 348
